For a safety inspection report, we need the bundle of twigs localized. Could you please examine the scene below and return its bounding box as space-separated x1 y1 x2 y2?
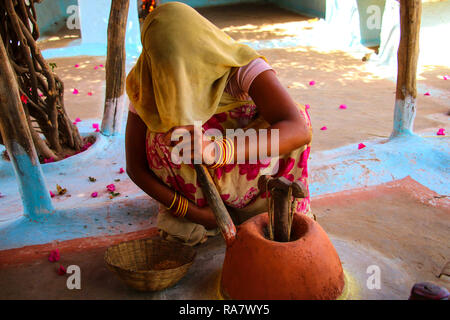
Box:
0 0 82 161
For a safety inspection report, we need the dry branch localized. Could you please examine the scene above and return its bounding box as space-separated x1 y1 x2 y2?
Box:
0 0 82 160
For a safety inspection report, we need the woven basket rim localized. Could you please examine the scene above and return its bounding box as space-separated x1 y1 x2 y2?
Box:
104 238 196 274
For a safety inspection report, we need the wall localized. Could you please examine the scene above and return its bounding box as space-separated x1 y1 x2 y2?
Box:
35 0 79 36
356 0 385 47
159 0 264 7
270 0 326 18
159 0 326 17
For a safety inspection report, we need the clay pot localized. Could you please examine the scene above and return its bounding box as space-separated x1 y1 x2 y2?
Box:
221 213 345 300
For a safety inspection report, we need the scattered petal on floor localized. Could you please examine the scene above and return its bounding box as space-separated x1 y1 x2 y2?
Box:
424 92 430 96
119 168 125 174
57 265 66 275
106 184 116 192
358 143 366 150
309 80 315 86
339 104 347 109
92 123 99 129
74 64 79 68
305 104 310 109
443 75 448 80
72 88 79 95
95 128 100 132
320 126 327 130
81 142 92 151
87 92 93 96
49 191 55 198
91 192 98 198
48 249 60 262
75 118 81 123
44 157 55 164
437 128 446 136
94 65 99 70
99 64 104 67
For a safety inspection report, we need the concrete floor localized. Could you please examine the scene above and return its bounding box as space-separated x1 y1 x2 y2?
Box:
1 177 447 300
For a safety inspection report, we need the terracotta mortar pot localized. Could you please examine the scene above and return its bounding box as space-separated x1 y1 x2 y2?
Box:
221 213 345 300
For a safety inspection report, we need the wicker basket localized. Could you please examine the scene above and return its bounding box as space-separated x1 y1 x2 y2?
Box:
104 238 196 292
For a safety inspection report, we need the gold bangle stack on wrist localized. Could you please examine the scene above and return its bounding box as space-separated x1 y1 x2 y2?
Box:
210 137 234 169
167 192 188 218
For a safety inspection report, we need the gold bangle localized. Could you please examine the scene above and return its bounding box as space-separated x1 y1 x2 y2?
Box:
180 197 188 218
172 195 188 218
224 137 234 164
210 139 224 169
174 195 183 217
168 192 177 210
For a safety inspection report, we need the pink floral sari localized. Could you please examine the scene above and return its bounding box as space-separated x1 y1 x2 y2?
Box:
146 103 313 219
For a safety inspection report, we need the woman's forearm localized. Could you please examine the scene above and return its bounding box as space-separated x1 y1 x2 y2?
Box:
125 111 217 229
127 165 217 229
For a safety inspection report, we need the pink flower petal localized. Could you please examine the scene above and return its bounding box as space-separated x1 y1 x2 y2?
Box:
48 249 60 262
72 88 79 95
320 126 327 130
20 94 28 104
437 128 446 136
95 128 100 132
39 92 44 97
73 122 77 125
358 143 366 150
443 75 448 80
424 92 430 96
305 104 310 109
57 265 66 275
94 66 99 70
99 64 104 67
44 157 55 164
49 191 55 198
75 118 81 123
92 123 99 129
91 192 98 198
309 80 315 86
106 184 116 192
80 142 92 151
119 168 125 174
87 92 93 96
74 64 79 68
339 104 347 109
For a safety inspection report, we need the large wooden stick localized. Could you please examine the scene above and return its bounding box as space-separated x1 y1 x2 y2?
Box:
194 164 236 246
0 32 54 219
101 0 130 136
392 0 422 137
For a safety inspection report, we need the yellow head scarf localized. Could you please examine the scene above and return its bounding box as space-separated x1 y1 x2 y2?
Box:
126 2 265 132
